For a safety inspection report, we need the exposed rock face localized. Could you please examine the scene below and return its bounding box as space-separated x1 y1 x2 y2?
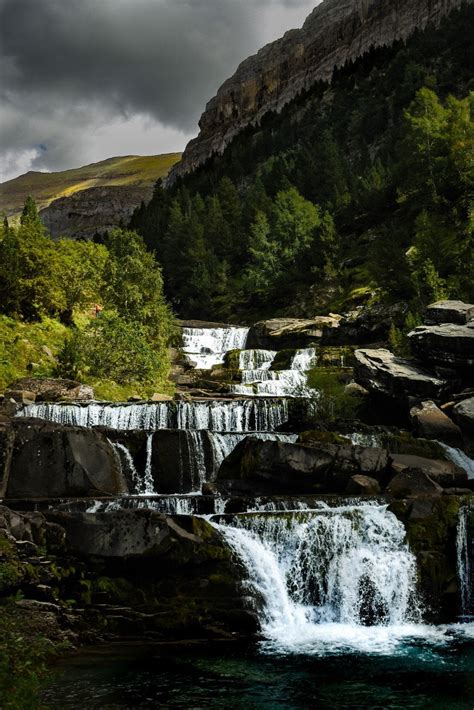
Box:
354 349 449 403
40 185 153 239
389 454 466 488
5 378 93 402
410 400 463 447
409 323 474 368
217 437 389 495
247 316 341 349
453 397 474 452
345 474 380 495
168 0 465 183
424 300 474 325
387 468 443 498
4 419 127 499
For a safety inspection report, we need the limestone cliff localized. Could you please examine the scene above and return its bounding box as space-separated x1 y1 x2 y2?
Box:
167 0 467 184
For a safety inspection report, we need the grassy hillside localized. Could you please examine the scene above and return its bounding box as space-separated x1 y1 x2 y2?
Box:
0 154 181 218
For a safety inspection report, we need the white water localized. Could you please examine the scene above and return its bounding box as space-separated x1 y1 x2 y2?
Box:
214 503 426 654
442 444 474 480
182 326 249 370
19 399 291 433
233 347 318 398
457 505 472 615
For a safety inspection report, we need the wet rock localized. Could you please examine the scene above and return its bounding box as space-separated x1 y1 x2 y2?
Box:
389 453 466 488
424 300 474 325
387 468 443 498
6 390 36 404
408 323 474 368
354 348 448 404
151 393 173 402
345 475 381 495
246 316 342 350
410 400 463 447
5 377 94 402
5 419 127 498
217 437 388 495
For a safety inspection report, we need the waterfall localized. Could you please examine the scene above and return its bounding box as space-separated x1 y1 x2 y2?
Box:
182 326 249 369
19 399 291 433
233 347 318 398
457 505 473 616
441 444 474 480
239 350 276 371
214 503 422 652
110 435 156 495
143 433 155 494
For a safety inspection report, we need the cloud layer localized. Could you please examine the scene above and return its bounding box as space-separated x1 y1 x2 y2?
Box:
0 0 316 181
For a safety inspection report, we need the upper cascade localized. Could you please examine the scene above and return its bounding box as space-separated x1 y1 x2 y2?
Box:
167 0 467 184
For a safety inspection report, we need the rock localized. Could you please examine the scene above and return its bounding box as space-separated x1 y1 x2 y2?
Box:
344 382 370 398
345 475 381 495
246 316 342 350
410 400 463 447
387 468 443 498
408 322 474 368
41 345 55 360
389 454 466 488
354 349 448 404
5 419 127 498
453 397 474 437
424 300 474 325
151 393 173 402
168 0 461 183
5 377 94 402
217 437 388 495
6 390 36 405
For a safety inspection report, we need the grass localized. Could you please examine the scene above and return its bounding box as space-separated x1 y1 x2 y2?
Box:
0 153 181 217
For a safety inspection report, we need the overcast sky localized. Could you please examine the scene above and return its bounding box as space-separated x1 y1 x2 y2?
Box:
0 0 317 182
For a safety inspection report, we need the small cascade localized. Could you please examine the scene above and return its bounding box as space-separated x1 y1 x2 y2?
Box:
143 433 155 494
457 505 473 617
233 347 318 398
214 503 421 652
110 435 156 495
182 326 249 369
441 444 474 480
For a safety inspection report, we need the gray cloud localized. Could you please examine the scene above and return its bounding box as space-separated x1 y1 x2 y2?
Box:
0 0 316 180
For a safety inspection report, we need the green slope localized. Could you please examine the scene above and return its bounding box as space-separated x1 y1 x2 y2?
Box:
0 153 181 218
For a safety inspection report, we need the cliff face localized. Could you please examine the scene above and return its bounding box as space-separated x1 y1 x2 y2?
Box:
167 0 466 184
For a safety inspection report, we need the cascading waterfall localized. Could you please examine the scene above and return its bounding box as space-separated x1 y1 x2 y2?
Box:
182 326 249 369
457 505 473 616
110 435 156 495
233 347 318 398
214 503 423 653
20 399 291 433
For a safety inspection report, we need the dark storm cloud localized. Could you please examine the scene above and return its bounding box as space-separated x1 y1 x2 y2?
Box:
0 0 316 179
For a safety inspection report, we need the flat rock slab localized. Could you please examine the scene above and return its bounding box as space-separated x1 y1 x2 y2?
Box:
424 300 474 325
247 316 341 349
410 400 463 447
453 397 474 436
354 348 448 402
409 323 474 367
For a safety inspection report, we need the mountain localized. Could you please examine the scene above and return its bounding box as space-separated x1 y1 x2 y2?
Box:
133 1 473 323
168 0 467 184
0 153 180 238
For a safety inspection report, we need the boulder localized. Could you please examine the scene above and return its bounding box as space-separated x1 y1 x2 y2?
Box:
5 378 94 402
151 393 173 402
246 316 342 350
453 397 474 437
354 349 448 404
345 475 381 495
217 437 388 495
389 453 467 488
387 468 443 498
5 419 127 498
408 323 474 368
410 400 463 447
424 300 474 325
6 390 36 405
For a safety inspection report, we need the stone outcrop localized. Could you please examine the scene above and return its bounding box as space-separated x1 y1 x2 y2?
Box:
168 0 465 183
217 437 389 495
424 300 474 325
5 377 93 402
389 453 466 488
409 322 474 368
410 400 463 447
354 349 449 403
246 315 341 350
4 419 127 499
386 468 443 498
40 185 153 239
453 397 474 453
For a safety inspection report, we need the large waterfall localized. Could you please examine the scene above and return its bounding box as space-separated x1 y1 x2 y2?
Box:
182 325 249 369
214 502 425 653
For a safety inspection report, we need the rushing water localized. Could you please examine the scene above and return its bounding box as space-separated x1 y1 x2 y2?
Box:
232 347 318 397
182 326 249 369
213 503 425 655
457 505 473 616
